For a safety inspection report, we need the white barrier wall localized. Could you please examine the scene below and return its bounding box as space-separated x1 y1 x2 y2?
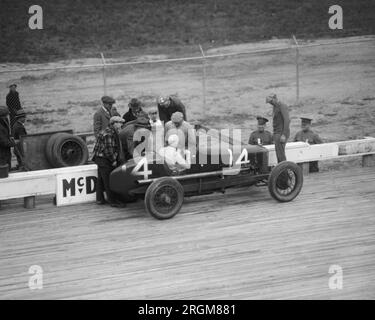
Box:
265 142 339 166
0 165 97 203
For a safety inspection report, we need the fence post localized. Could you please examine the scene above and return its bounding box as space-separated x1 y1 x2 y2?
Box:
100 52 107 95
198 44 207 109
292 35 300 104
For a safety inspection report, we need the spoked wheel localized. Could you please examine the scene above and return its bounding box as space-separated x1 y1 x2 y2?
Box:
145 177 184 220
268 161 303 202
60 139 84 166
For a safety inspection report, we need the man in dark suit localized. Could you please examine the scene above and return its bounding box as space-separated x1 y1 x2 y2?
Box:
157 96 187 123
122 98 143 123
6 84 22 129
93 96 116 138
119 111 151 161
12 109 27 169
0 106 15 170
266 93 290 163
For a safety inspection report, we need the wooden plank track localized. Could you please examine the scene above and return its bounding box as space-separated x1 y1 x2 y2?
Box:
0 167 374 299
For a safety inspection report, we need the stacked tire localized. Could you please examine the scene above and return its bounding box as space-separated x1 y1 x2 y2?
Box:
45 133 88 168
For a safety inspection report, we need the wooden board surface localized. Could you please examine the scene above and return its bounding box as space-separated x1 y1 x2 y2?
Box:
0 167 374 299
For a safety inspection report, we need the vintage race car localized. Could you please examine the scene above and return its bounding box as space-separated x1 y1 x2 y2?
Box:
109 129 303 219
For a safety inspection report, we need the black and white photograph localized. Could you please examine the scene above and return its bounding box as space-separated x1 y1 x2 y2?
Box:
0 0 374 303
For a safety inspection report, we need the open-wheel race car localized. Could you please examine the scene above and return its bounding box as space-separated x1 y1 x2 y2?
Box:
109 129 303 220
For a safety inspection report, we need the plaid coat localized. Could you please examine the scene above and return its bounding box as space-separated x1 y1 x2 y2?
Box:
92 126 123 164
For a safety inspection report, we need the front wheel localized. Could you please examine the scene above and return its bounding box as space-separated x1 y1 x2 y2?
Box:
145 177 184 220
268 161 303 202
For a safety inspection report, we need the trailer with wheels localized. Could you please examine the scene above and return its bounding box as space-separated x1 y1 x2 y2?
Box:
19 130 89 171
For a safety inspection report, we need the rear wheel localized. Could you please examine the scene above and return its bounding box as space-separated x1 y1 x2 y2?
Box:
268 161 303 202
145 177 184 220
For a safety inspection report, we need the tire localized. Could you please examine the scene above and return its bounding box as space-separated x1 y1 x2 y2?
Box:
45 133 89 168
268 161 303 202
144 177 184 220
45 133 61 167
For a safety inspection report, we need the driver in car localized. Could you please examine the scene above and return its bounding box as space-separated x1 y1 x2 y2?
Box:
158 134 191 173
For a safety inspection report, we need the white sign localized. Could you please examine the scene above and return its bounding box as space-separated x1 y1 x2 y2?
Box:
56 169 98 206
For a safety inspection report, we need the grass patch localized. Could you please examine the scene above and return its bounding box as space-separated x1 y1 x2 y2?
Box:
1 0 374 63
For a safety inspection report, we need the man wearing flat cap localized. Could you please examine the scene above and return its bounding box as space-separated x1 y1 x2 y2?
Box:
165 111 195 151
248 116 273 146
92 116 126 207
294 117 323 172
93 96 118 138
266 93 290 163
157 95 187 124
0 106 15 170
6 84 22 129
12 109 28 169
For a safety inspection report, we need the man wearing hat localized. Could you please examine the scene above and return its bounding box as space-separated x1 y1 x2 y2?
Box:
6 84 22 129
92 116 126 207
122 98 143 123
157 95 187 123
0 106 15 170
12 109 27 169
248 116 273 146
294 117 323 172
119 111 152 161
93 96 117 138
165 111 195 151
266 93 290 163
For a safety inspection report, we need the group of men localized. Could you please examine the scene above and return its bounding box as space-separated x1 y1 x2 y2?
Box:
92 95 190 207
249 93 323 172
91 92 324 208
0 85 323 204
0 84 28 171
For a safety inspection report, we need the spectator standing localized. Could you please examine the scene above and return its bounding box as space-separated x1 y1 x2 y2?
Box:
157 96 187 123
12 109 27 169
147 106 163 128
92 116 125 207
119 111 151 161
0 106 15 170
266 94 290 163
93 96 116 138
123 98 142 123
6 84 22 129
294 117 323 172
